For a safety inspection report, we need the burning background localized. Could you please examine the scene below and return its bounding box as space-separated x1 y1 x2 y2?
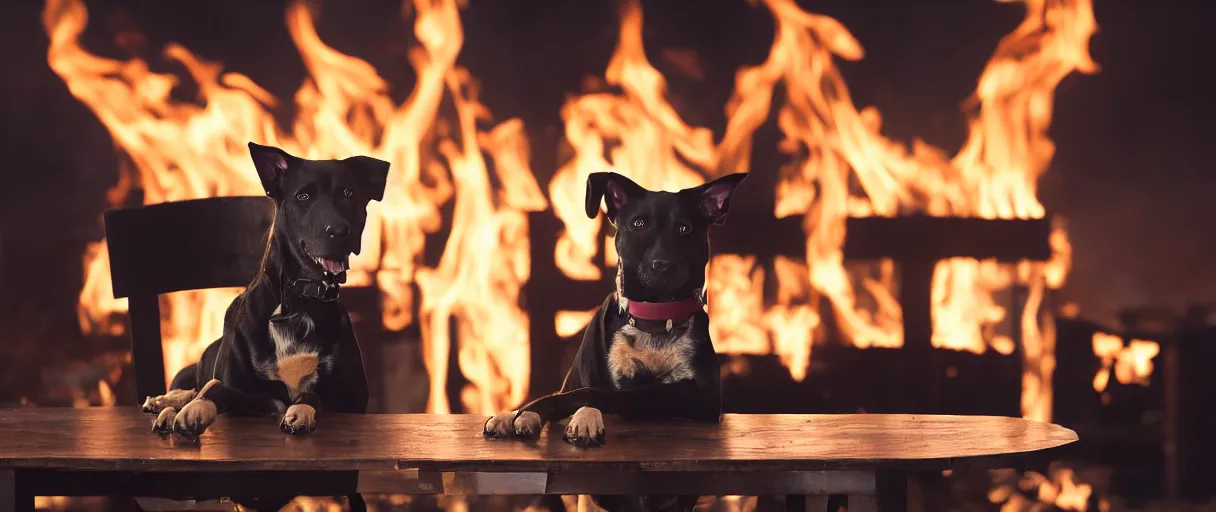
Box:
1 0 1215 510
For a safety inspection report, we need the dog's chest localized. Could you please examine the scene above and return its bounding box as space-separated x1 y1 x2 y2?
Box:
607 321 697 388
258 307 335 397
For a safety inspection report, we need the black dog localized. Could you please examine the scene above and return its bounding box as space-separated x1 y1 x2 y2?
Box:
140 142 386 440
484 171 746 509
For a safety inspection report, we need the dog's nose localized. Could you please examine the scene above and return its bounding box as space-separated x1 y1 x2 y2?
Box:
326 224 350 240
651 260 673 273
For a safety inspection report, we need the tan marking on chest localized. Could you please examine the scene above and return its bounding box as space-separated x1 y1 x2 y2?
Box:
607 324 696 386
272 353 319 393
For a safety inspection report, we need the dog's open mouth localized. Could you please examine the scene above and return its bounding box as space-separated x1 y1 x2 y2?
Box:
313 256 348 275
303 245 350 279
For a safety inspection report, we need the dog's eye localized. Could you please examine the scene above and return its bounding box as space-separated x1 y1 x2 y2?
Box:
631 218 646 229
678 224 691 235
343 187 353 198
296 193 310 201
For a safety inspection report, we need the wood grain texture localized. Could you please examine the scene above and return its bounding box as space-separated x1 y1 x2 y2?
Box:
0 408 1076 473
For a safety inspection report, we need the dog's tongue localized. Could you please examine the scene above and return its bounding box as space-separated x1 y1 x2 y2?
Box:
319 258 344 275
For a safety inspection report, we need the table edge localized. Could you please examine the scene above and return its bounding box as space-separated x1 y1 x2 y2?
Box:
0 441 1077 472
0 409 1080 473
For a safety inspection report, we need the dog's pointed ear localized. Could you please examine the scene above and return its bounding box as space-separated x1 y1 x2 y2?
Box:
248 142 299 199
688 172 747 225
585 172 645 223
343 155 390 202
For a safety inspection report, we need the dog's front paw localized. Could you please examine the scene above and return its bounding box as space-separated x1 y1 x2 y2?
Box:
152 407 177 436
513 411 542 438
172 398 217 440
483 411 517 438
483 411 542 439
142 389 198 414
279 404 317 435
564 406 605 447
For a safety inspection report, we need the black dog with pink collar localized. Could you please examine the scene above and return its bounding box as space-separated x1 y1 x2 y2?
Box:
485 170 747 510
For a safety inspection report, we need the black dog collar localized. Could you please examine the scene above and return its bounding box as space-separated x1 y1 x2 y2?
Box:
286 277 340 302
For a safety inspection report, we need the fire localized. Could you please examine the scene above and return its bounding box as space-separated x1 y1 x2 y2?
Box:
990 465 1103 511
550 0 1092 420
1091 332 1159 392
50 0 1093 426
282 496 346 512
548 0 719 286
44 0 541 414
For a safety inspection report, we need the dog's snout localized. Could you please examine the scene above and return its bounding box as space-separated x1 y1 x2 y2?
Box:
326 224 350 240
651 260 673 273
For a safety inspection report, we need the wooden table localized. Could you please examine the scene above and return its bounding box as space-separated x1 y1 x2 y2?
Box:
0 408 1076 511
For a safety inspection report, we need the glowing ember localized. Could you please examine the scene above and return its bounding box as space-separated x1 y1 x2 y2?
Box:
1091 332 1160 392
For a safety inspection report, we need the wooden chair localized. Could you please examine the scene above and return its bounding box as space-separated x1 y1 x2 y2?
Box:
104 196 362 510
105 196 275 401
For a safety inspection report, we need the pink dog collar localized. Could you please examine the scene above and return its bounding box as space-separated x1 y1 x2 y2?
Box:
627 298 704 322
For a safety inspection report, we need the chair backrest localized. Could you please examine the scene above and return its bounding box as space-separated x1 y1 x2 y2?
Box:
105 196 275 400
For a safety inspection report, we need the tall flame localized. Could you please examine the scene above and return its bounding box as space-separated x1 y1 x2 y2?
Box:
548 0 719 284
44 0 543 414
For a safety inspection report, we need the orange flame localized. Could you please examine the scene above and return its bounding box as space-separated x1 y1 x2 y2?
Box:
1091 332 1159 393
44 0 541 414
990 465 1100 511
548 0 718 285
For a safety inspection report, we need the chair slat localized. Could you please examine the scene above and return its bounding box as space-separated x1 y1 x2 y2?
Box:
104 197 274 298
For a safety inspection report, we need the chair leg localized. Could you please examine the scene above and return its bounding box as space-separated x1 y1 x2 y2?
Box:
347 493 367 512
1 470 33 512
0 469 14 512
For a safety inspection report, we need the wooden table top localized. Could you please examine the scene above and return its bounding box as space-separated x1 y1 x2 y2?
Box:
0 408 1076 473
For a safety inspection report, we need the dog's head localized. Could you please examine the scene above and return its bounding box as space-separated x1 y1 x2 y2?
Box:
585 171 747 301
248 142 389 283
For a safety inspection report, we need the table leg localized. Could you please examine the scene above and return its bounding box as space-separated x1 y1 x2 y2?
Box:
1 469 33 512
785 494 830 511
841 471 909 512
877 471 908 511
0 470 10 512
848 494 879 512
